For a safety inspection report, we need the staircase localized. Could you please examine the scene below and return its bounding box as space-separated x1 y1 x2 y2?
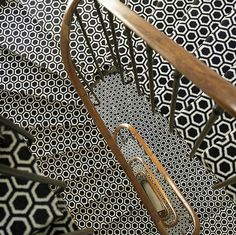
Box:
1 0 236 234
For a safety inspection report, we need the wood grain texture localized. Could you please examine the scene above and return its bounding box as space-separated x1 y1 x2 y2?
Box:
98 0 236 118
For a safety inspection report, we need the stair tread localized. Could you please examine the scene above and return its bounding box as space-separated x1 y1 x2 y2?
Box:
0 46 82 106
0 0 66 79
174 64 236 158
203 129 236 202
156 9 236 117
0 89 89 128
26 122 101 158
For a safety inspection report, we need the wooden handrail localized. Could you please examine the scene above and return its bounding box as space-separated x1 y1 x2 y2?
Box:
113 124 200 235
97 0 236 118
61 0 168 234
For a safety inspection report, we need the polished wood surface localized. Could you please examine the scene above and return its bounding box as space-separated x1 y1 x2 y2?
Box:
60 0 168 234
98 0 236 118
114 124 200 235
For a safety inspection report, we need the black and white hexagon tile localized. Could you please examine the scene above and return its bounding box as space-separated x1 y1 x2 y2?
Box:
0 0 65 77
0 46 81 105
156 8 236 117
204 129 236 203
91 72 236 234
153 0 236 97
0 124 77 235
115 0 195 96
175 65 236 160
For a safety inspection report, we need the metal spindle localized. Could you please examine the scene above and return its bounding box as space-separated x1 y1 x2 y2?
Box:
0 115 35 145
107 11 125 84
189 105 224 160
74 10 104 81
0 163 67 194
74 63 100 105
93 0 118 68
125 27 141 95
146 44 155 113
212 175 236 190
169 71 182 133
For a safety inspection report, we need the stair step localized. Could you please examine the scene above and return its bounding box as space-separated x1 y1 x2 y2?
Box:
0 47 81 105
156 9 236 117
0 0 65 79
203 129 236 202
154 0 235 94
174 64 236 158
36 148 116 182
19 0 67 41
0 89 89 129
93 71 234 226
27 123 102 158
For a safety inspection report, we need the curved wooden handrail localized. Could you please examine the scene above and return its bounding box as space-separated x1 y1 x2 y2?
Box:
61 1 168 234
129 157 179 228
97 0 236 118
114 123 200 235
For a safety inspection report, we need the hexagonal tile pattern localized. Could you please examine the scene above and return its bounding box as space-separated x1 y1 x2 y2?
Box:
204 130 236 202
0 47 81 105
156 4 236 117
0 124 67 234
174 65 236 160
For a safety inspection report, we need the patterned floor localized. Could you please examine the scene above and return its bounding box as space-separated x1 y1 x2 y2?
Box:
0 0 236 234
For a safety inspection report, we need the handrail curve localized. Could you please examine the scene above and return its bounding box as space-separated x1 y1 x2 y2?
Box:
113 123 200 235
61 0 169 234
97 0 236 118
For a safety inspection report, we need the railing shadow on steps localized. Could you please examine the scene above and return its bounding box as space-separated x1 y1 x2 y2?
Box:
60 0 236 233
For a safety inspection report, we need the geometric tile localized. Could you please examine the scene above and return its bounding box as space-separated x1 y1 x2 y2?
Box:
156 8 236 117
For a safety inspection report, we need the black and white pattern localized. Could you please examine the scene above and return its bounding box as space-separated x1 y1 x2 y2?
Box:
175 65 236 158
92 73 236 234
0 124 68 235
1 0 236 234
156 9 236 117
111 0 196 96
204 130 236 202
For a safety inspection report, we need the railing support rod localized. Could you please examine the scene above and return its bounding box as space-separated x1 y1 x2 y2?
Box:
190 105 224 160
107 11 125 84
73 62 100 105
125 27 141 95
74 10 104 81
169 71 182 133
0 115 35 145
0 163 67 194
212 175 236 190
146 44 155 113
93 0 118 68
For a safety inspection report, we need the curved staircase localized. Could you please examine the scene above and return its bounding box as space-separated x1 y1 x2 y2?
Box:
1 0 236 234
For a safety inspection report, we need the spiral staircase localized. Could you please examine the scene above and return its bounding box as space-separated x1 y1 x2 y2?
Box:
0 0 236 234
